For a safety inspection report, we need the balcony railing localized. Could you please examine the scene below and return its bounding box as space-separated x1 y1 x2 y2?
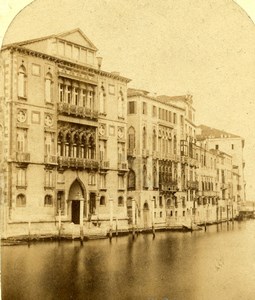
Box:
187 180 199 190
44 155 57 165
159 181 178 192
100 160 110 170
118 161 128 171
58 156 99 170
57 102 98 119
16 152 30 163
142 149 149 158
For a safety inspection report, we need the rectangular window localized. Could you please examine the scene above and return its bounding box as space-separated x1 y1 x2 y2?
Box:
17 168 26 187
67 86 72 104
74 88 79 105
45 79 52 102
173 113 176 124
89 173 96 185
152 105 157 117
59 83 64 102
232 144 234 150
100 174 106 190
118 175 124 190
215 145 219 150
58 42 65 56
66 44 72 58
158 108 161 119
57 191 65 214
45 170 54 188
159 196 163 207
80 49 86 63
17 129 26 152
128 101 136 114
73 46 79 60
87 51 94 65
142 102 147 114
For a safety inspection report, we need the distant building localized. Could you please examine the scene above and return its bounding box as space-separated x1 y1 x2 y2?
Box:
197 125 246 204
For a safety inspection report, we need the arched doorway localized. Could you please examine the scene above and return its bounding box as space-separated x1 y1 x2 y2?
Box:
68 179 86 224
143 202 150 228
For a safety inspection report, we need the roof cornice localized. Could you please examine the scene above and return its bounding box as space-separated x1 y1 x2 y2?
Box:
1 45 131 83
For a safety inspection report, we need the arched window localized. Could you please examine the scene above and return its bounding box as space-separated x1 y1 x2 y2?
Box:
173 135 177 154
45 72 53 102
99 85 106 114
153 166 157 188
18 65 27 98
118 196 124 206
143 165 147 189
44 194 53 206
17 129 25 152
153 129 157 151
128 127 135 151
143 202 149 210
65 132 71 157
128 169 136 190
118 90 124 118
100 196 106 205
16 194 26 207
57 131 64 156
142 127 147 150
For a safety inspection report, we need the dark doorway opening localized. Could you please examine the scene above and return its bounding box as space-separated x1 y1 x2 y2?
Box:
72 200 80 224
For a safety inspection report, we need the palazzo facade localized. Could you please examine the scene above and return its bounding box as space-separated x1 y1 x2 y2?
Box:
0 28 246 238
0 29 130 237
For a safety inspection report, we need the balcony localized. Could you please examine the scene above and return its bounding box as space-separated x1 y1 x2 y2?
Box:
118 161 128 171
159 181 178 192
189 158 197 167
57 102 98 120
127 149 136 157
58 156 99 170
100 160 110 170
142 149 149 158
221 183 228 190
16 152 30 163
44 155 57 165
187 181 199 190
181 156 188 164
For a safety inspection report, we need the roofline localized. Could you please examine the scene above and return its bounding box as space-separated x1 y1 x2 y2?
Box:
127 93 185 111
1 45 131 83
2 28 98 51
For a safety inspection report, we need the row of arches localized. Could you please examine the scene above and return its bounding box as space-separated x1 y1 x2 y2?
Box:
127 126 177 154
57 128 96 159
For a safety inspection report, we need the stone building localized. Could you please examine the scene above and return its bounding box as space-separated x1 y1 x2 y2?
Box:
0 29 130 237
197 125 245 204
0 29 246 238
126 89 200 229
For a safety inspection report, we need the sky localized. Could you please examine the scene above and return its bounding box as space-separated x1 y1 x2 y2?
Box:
0 0 255 199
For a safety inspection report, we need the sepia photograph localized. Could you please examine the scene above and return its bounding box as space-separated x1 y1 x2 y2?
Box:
1 0 255 299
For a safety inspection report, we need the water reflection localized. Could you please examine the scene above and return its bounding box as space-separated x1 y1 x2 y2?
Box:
2 220 255 300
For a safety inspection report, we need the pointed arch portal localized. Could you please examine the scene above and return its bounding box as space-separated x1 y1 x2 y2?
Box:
68 178 86 224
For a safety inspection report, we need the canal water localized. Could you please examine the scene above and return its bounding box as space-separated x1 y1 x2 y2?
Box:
2 220 255 300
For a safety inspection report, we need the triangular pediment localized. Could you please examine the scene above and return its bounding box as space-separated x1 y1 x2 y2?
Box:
57 29 97 51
